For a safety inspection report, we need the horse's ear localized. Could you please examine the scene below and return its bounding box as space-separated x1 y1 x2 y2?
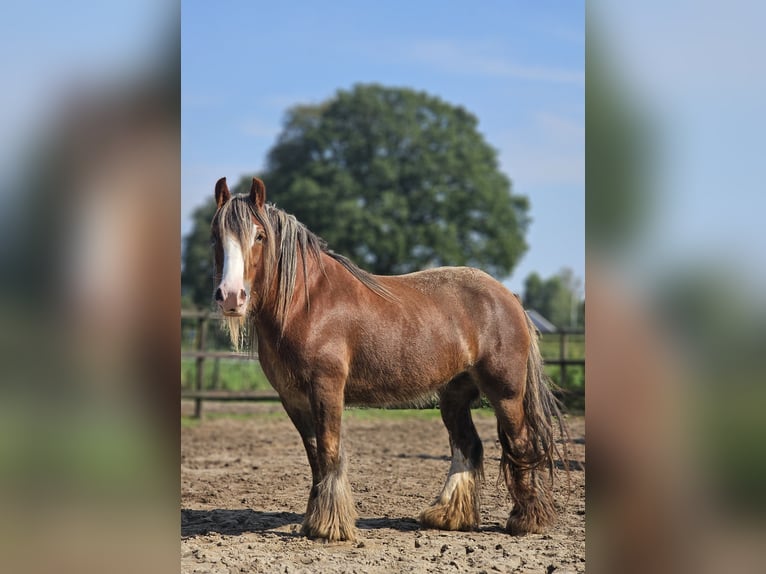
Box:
250 177 266 210
215 177 230 208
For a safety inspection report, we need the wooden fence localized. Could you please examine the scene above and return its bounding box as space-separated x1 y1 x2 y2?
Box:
543 329 586 388
182 309 584 417
181 309 268 418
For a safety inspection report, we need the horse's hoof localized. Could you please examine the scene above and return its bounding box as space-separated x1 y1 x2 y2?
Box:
505 499 556 535
419 504 478 532
301 521 358 542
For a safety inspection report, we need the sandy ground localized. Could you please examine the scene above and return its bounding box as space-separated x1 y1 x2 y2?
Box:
181 401 585 573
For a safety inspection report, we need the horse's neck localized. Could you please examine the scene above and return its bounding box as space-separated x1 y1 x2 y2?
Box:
253 247 326 338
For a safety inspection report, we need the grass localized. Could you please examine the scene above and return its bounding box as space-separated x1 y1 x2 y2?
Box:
538 332 585 360
181 357 271 392
539 332 585 390
545 365 585 390
180 416 200 429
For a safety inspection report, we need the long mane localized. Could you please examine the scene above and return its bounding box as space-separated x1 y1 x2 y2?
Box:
217 195 396 345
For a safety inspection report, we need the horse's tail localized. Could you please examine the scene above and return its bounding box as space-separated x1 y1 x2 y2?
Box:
516 312 569 479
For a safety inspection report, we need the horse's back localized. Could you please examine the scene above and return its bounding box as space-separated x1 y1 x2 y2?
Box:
387 266 497 294
382 266 523 321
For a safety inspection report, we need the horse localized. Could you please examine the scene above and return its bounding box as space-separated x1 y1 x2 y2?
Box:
210 176 567 542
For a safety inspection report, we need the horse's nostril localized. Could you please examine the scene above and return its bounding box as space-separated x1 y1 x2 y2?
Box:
215 287 224 301
239 289 247 300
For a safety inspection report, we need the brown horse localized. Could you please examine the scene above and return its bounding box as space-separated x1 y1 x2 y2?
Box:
211 176 567 542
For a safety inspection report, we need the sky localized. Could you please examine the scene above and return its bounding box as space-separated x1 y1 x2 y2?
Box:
592 1 766 294
0 0 168 181
182 1 584 296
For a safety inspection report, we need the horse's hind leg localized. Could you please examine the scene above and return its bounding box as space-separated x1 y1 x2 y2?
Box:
485 385 557 535
301 380 357 542
419 373 484 531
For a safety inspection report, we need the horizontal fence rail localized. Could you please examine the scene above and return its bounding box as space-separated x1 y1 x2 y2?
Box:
181 310 584 417
181 390 279 401
181 351 256 360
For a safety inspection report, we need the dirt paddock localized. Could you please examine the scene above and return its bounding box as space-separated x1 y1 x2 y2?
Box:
181 401 585 573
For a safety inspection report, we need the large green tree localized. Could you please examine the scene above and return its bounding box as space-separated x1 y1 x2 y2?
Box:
234 84 529 276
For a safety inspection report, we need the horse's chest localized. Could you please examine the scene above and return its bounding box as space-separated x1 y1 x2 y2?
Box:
256 344 302 394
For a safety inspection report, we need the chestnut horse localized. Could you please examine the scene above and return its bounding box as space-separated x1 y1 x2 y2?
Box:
211 176 567 542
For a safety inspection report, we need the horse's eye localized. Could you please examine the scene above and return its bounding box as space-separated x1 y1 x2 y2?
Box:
255 233 264 243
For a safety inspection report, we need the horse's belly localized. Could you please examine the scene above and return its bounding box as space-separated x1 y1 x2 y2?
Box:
343 346 469 407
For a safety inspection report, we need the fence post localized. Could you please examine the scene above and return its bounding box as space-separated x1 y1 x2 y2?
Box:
559 330 568 387
193 313 208 418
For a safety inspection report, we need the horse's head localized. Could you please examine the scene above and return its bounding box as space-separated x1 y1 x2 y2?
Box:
210 176 268 318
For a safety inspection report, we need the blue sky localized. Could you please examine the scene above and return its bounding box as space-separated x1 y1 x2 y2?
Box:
0 0 168 181
592 1 766 294
182 1 584 295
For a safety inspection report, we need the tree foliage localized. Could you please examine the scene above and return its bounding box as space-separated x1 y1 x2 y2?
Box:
523 268 584 328
181 200 218 308
236 84 529 276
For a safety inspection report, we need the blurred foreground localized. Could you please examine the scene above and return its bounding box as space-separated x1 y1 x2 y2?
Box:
587 2 766 572
0 2 179 573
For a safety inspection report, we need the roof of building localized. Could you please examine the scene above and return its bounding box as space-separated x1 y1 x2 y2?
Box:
525 309 558 333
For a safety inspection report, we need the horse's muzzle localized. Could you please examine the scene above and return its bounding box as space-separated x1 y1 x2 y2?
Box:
216 286 248 315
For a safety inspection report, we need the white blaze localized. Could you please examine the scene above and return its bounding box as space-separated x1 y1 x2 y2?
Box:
221 233 245 288
220 224 259 297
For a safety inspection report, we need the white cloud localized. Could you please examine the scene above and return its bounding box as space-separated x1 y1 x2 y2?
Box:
408 40 584 85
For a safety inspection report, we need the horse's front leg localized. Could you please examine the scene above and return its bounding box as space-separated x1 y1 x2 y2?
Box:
280 398 320 511
301 380 357 542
